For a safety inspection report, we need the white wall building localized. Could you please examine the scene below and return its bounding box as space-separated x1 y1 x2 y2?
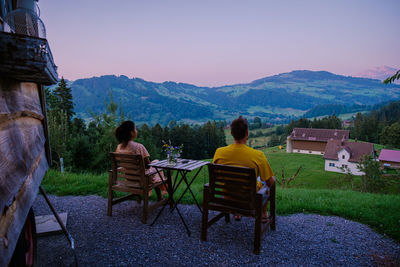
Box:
323 140 374 176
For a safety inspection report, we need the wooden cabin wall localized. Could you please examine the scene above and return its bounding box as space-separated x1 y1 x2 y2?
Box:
0 78 49 265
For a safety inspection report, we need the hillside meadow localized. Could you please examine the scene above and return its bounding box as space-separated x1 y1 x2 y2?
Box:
42 146 400 242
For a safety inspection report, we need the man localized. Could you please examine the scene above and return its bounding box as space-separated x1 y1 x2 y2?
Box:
212 116 275 222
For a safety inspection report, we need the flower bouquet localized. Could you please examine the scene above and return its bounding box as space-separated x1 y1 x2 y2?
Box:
162 140 183 166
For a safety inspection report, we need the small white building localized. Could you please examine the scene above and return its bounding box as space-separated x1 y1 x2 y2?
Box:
323 140 374 175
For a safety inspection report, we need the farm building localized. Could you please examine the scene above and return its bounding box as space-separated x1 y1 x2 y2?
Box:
323 140 374 175
378 149 400 169
286 128 350 155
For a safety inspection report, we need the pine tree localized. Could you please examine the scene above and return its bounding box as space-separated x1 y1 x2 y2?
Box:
53 77 75 123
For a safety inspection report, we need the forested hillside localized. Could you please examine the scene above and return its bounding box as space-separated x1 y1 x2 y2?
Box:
59 70 400 125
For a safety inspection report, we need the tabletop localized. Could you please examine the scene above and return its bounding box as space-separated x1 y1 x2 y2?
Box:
149 159 209 171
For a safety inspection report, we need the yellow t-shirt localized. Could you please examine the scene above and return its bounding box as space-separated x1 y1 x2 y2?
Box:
212 144 274 191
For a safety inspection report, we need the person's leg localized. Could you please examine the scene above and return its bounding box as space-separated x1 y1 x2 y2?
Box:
262 176 275 223
262 201 269 223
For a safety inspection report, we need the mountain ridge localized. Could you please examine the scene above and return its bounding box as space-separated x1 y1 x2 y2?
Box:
63 70 400 125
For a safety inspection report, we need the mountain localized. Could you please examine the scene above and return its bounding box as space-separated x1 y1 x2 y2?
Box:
357 66 399 82
66 70 400 125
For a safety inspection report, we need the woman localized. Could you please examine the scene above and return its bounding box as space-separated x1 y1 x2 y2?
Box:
115 120 167 195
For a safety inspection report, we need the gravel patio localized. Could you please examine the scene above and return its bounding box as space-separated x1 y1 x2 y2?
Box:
33 195 400 266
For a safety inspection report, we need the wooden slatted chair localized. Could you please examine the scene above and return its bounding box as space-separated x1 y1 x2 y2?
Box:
108 152 167 224
201 163 276 254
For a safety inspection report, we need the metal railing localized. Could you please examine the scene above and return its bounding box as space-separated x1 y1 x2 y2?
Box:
4 8 46 38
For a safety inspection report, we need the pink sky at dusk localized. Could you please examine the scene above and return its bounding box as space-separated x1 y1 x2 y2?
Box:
39 0 399 87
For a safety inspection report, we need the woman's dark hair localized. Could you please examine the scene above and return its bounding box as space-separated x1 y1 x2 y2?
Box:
230 116 248 141
115 120 135 147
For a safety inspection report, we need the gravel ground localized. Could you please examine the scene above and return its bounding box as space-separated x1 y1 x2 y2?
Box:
33 195 400 266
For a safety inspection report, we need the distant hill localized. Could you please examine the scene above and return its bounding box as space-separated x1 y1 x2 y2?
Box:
64 70 400 125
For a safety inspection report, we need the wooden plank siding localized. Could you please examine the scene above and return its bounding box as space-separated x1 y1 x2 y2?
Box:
292 140 327 152
380 160 400 169
0 79 49 265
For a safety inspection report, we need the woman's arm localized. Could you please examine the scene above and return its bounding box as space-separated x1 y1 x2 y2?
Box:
144 156 151 169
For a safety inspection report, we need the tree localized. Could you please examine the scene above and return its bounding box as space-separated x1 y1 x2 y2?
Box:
380 122 400 148
357 155 384 193
383 70 400 84
53 77 75 123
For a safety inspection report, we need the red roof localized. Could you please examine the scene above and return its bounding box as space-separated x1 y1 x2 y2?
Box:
323 140 374 163
378 149 400 163
289 128 349 142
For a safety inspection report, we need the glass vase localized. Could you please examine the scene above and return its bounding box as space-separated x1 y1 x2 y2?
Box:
167 153 178 166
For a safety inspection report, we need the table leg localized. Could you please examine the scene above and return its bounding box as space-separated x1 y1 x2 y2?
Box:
171 167 203 213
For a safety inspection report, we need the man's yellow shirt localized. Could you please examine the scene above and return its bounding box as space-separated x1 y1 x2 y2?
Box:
212 144 274 191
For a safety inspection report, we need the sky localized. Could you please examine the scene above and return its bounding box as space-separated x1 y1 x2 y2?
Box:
39 0 400 87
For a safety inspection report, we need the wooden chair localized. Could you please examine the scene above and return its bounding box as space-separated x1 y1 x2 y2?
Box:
108 152 167 224
201 163 276 254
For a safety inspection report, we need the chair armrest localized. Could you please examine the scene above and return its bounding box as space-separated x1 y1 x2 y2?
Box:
145 168 163 177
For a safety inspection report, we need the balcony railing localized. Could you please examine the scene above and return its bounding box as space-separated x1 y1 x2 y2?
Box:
0 31 58 85
4 8 46 38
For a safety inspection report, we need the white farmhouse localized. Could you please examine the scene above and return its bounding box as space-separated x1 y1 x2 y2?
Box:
323 140 374 175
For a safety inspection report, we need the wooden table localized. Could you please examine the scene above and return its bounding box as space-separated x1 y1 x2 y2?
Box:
149 159 209 236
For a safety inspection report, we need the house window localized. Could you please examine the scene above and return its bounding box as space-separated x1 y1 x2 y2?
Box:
329 163 335 167
297 150 300 152
342 164 348 168
342 155 345 159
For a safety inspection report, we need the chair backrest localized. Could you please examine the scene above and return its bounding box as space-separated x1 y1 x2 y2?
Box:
207 163 257 211
109 152 147 188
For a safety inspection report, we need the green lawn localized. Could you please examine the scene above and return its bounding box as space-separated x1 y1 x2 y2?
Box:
264 147 350 190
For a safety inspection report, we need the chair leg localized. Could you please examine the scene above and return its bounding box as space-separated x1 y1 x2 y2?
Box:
201 188 209 241
107 190 113 216
107 173 113 216
201 207 208 241
142 191 149 224
254 215 261 255
270 184 276 231
224 213 230 223
254 196 262 254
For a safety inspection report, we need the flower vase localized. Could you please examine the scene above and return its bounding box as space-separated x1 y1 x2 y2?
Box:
167 153 178 166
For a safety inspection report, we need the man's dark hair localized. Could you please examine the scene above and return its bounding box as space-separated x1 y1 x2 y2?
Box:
230 116 248 140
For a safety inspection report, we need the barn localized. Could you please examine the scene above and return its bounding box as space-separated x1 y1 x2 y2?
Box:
378 149 400 169
286 128 350 155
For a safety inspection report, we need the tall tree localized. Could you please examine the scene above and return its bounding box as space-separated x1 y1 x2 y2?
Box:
53 77 75 123
380 122 400 148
